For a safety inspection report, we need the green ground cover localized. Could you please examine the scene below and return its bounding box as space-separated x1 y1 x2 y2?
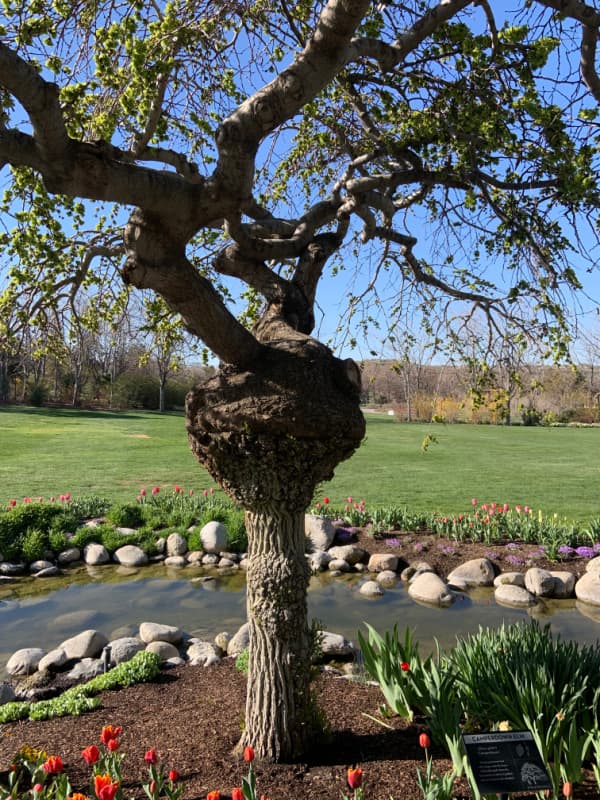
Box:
1 405 599 523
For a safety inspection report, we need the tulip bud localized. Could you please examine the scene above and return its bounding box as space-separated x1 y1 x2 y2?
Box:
419 733 431 749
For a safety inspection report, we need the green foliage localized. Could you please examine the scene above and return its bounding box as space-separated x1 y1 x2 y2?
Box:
0 651 161 723
0 503 78 561
21 528 47 562
235 648 249 675
106 502 145 528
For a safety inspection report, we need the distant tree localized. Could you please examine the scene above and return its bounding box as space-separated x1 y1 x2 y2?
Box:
1 0 599 761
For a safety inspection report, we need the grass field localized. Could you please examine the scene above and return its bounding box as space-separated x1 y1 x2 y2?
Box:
1 405 599 522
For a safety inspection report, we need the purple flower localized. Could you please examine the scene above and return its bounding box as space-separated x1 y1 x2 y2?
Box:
386 537 401 547
413 542 425 553
576 546 595 558
594 543 600 552
558 545 575 555
484 551 499 559
506 555 524 566
506 542 520 550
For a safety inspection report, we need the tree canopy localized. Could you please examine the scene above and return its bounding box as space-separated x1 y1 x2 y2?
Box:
0 0 598 364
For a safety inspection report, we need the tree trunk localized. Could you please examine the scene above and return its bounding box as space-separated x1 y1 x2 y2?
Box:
186 333 364 761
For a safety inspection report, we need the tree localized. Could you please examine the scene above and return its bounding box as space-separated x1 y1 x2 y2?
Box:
1 0 599 761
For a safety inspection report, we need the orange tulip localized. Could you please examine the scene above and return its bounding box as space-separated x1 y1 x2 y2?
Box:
419 733 431 749
82 745 100 765
43 756 63 774
206 792 221 800
347 767 363 789
94 774 119 800
231 789 243 800
100 725 122 746
562 782 573 798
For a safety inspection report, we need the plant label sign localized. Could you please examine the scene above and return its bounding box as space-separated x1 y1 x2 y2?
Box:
462 731 552 794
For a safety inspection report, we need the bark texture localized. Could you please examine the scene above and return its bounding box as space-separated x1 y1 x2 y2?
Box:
186 333 365 760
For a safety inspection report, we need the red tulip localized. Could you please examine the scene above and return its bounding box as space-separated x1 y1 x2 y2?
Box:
243 746 255 763
206 792 221 800
150 781 157 795
144 749 158 765
400 661 410 672
82 745 100 764
323 497 329 504
8 499 16 507
419 732 431 749
100 725 122 745
152 486 160 495
94 774 119 800
107 739 119 752
140 488 147 496
231 789 243 800
168 769 179 783
33 785 44 794
562 782 573 798
43 756 63 774
347 767 363 789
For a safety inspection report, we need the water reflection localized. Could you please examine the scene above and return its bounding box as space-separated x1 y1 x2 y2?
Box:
1 565 599 678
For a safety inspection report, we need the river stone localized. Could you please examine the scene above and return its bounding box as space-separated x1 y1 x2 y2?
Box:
114 545 148 567
186 550 204 564
6 648 46 676
58 547 81 565
495 584 537 608
320 631 354 658
164 556 186 568
202 553 219 565
110 624 139 639
84 543 110 565
145 641 180 661
116 527 137 536
368 553 399 573
0 683 16 706
327 545 367 565
0 562 26 576
575 572 600 606
308 550 331 571
401 561 433 582
524 567 555 597
359 580 385 598
38 647 69 672
109 637 144 665
167 533 188 557
227 623 249 657
60 629 109 660
214 631 232 655
551 571 576 598
447 558 495 587
29 560 55 573
585 556 600 573
408 572 455 607
51 609 102 631
218 557 235 568
304 514 336 552
493 572 526 588
376 570 397 586
187 641 221 667
34 566 60 577
139 621 183 645
66 658 104 681
328 558 351 572
200 521 228 554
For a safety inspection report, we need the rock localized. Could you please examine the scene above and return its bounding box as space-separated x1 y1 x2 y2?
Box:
447 558 495 587
114 545 149 567
0 562 26 576
200 521 228 554
401 561 433 582
83 543 110 565
495 584 537 608
57 548 81 565
116 527 137 536
164 556 187 568
359 580 385 598
585 556 600 573
551 571 576 598
320 631 354 659
155 537 166 554
493 572 525 588
66 658 104 681
145 641 180 661
307 550 331 571
51 609 102 631
575 572 600 606
60 629 109 660
408 572 455 607
186 551 204 564
0 683 16 706
139 622 183 645
109 637 144 665
304 514 336 552
218 557 235 568
524 567 555 597
227 623 249 657
29 560 55 573
38 648 70 672
167 533 188 557
376 570 397 586
6 648 46 676
34 566 60 577
368 554 399 573
219 552 240 562
328 558 351 572
202 553 220 566
187 641 221 667
214 632 232 655
327 545 367 565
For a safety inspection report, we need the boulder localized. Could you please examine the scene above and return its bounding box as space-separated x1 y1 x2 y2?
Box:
401 561 433 582
214 631 232 655
359 580 385 598
304 514 336 552
307 550 331 571
524 567 556 597
376 570 397 586
200 521 228 554
164 556 186 568
320 631 354 659
408 572 455 607
575 572 600 606
227 623 250 657
187 641 221 667
139 622 183 645
0 683 16 706
327 545 367 565
29 560 55 573
493 572 525 588
550 571 576 598
114 545 148 567
145 641 180 661
6 648 46 676
0 563 26 576
447 558 495 587
66 658 104 681
202 553 220 565
57 547 82 565
34 566 60 577
495 584 537 608
166 533 188 557
83 543 110 565
368 553 399 573
38 647 70 672
328 558 351 572
60 629 109 660
585 556 600 573
109 637 145 665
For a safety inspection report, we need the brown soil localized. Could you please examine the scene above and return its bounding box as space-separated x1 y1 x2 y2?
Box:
0 532 598 799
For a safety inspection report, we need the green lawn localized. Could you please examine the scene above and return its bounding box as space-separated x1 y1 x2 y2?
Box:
1 405 599 522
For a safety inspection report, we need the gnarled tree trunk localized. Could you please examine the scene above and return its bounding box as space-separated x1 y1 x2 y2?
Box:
186 332 364 761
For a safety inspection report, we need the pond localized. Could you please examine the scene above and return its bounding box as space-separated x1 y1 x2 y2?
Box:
2 564 600 679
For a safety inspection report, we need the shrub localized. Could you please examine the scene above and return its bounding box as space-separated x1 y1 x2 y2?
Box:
21 528 48 562
0 504 75 561
106 502 145 528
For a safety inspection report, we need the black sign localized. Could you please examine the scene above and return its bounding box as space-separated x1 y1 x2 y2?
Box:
462 731 552 794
